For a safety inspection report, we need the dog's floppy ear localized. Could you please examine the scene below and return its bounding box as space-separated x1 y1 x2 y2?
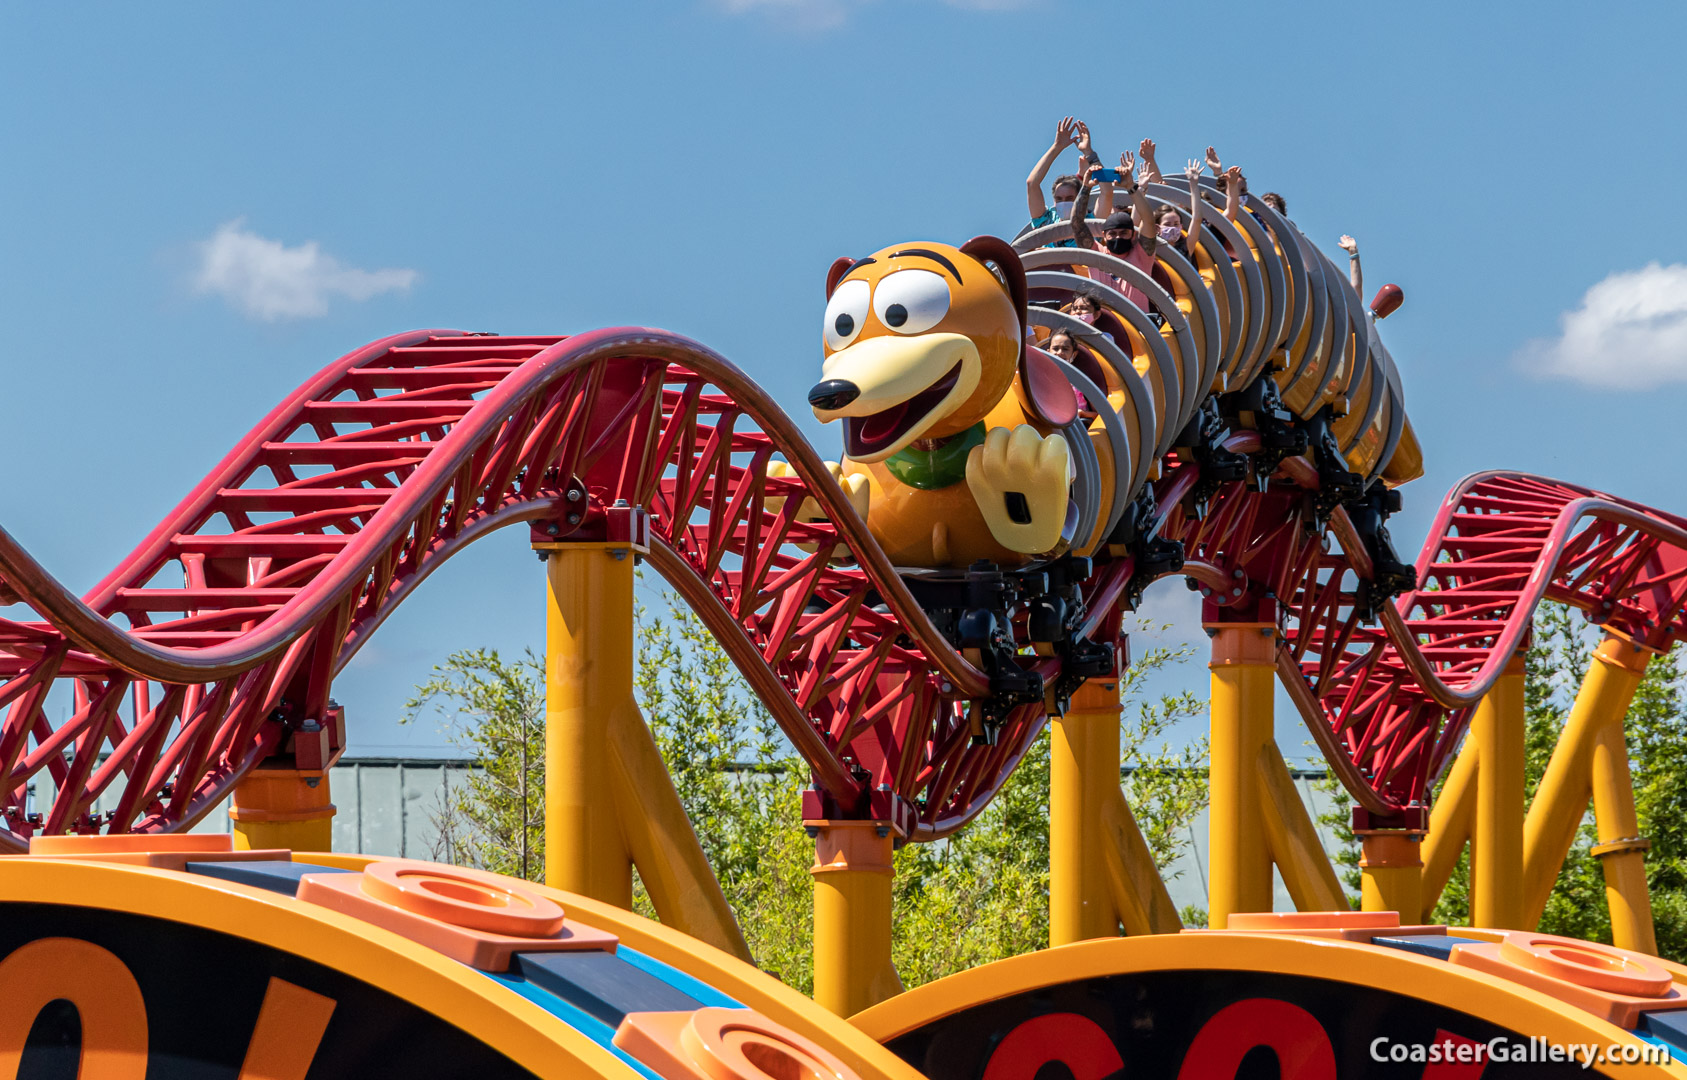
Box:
1020 348 1080 427
826 257 855 299
960 236 1075 427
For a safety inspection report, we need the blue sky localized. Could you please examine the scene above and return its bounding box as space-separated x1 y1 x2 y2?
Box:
2 1 1684 758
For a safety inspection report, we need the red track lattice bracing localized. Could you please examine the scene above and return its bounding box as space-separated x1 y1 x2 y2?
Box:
4 329 1687 846
0 328 1053 847
1158 464 1687 817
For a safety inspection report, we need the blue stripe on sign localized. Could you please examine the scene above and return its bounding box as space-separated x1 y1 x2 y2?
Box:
481 969 666 1080
615 946 744 1009
1633 1030 1675 1054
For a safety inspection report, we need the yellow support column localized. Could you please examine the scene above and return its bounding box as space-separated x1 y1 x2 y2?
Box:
1419 736 1478 917
1471 647 1525 928
608 698 753 960
1207 619 1275 927
1358 832 1423 921
1523 635 1650 928
230 767 335 851
1098 787 1183 934
1257 742 1347 913
1050 678 1123 944
542 543 635 907
810 821 901 1017
1588 640 1656 953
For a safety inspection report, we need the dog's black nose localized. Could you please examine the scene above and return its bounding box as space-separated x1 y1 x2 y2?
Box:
808 379 861 411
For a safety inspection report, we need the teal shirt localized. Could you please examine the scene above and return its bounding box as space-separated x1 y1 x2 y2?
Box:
1029 208 1077 248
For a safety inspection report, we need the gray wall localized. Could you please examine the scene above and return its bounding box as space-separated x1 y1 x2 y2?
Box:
27 757 478 860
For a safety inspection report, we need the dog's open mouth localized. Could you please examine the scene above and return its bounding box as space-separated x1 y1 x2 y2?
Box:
843 365 962 459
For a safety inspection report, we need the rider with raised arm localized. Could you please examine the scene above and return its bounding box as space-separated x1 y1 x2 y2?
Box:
1026 118 1112 246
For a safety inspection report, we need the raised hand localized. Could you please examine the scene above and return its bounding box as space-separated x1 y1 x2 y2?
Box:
1118 149 1136 180
1135 159 1154 188
1075 120 1094 155
1224 165 1243 188
1205 145 1223 175
1056 116 1077 148
1338 234 1358 254
1185 158 1203 183
1139 137 1158 163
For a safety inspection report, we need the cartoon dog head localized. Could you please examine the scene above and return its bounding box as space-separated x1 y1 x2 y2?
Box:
809 237 1076 463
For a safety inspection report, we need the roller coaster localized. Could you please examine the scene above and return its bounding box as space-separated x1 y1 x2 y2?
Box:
4 173 1687 1076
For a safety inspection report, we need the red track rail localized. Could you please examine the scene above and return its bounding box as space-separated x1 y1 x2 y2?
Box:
0 328 1046 846
3 330 1685 846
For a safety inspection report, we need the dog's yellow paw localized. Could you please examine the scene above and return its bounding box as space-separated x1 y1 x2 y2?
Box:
765 460 869 557
965 425 1070 554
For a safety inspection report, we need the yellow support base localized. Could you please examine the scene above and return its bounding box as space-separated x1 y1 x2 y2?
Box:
1359 831 1423 921
544 543 637 906
1050 677 1181 941
230 767 335 851
1051 679 1123 944
1208 623 1275 927
810 821 901 1016
1471 650 1525 929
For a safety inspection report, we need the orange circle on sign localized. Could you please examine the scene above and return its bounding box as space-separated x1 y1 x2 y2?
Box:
678 1007 852 1080
1499 932 1673 997
359 861 566 937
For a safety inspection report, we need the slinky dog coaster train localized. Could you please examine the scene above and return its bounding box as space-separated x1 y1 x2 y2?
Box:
4 175 1687 1075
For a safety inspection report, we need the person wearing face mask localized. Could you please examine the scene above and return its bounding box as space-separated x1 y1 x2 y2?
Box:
1150 159 1206 262
1070 154 1159 311
1025 117 1112 248
1063 295 1100 324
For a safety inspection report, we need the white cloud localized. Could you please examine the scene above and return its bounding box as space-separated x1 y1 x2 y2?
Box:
1520 262 1687 390
193 220 418 322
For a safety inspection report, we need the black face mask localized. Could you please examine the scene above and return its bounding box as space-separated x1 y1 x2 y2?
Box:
1105 236 1132 255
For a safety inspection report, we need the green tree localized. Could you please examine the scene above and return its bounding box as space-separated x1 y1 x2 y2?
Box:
404 648 546 882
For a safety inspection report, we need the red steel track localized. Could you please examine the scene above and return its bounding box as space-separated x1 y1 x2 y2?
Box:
2 328 1685 847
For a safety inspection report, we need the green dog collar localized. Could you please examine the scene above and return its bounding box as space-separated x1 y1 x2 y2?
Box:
882 423 987 491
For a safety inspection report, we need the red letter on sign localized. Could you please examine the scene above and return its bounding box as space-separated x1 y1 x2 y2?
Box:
982 1013 1124 1080
1175 998 1336 1080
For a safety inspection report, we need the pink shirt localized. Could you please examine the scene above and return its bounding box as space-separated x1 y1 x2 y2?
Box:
1085 236 1157 311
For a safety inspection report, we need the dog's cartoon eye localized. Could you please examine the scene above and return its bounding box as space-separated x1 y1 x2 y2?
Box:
872 270 950 334
824 279 870 350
